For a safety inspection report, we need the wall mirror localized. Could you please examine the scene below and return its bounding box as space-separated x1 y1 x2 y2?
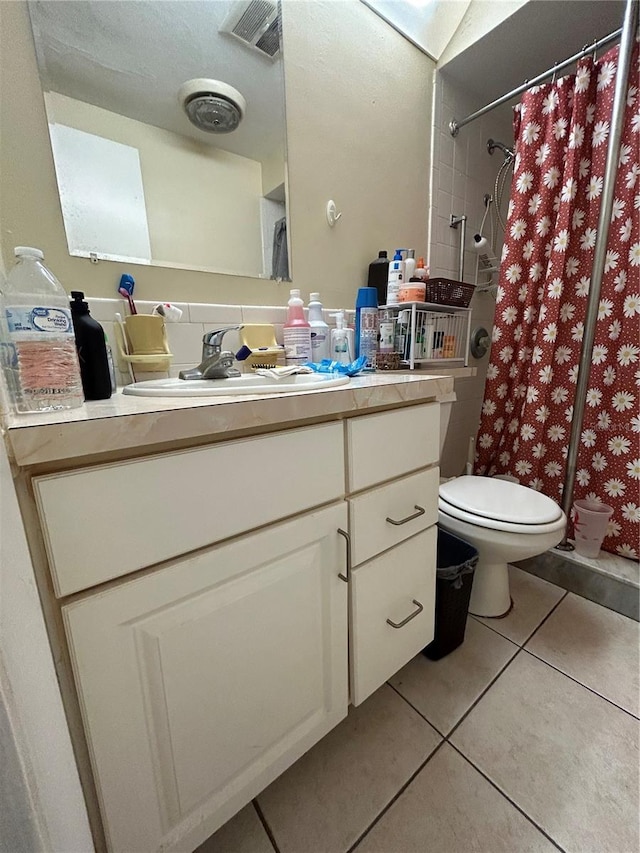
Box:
28 0 290 280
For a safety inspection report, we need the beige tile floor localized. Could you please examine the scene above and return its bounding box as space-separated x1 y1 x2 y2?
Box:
198 566 639 853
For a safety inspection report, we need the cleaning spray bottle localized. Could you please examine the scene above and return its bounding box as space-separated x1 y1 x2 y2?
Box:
355 287 378 371
283 288 312 365
308 292 330 362
329 311 354 365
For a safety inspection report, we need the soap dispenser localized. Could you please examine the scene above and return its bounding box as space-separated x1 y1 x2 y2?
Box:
329 311 354 364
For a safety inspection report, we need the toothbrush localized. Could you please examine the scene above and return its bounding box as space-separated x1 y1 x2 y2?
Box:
115 312 136 385
118 274 137 315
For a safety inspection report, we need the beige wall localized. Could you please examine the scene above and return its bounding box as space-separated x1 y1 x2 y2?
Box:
46 92 265 276
0 0 434 308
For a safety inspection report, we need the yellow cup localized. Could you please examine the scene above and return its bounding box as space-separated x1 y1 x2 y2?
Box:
124 315 169 355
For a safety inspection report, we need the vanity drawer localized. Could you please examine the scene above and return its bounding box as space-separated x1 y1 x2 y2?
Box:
346 403 439 492
350 526 436 705
349 467 439 566
34 422 344 597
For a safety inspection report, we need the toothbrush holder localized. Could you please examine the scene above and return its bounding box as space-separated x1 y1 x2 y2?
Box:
115 315 173 374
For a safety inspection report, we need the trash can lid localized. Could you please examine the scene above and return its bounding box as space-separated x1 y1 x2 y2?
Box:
439 475 563 525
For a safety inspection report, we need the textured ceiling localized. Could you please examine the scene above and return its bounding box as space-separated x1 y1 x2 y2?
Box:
28 0 286 164
439 0 628 111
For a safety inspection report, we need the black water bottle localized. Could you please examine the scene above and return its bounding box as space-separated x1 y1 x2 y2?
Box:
367 250 390 307
70 291 112 400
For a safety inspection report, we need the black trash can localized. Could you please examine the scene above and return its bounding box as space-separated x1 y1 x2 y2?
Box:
423 527 479 661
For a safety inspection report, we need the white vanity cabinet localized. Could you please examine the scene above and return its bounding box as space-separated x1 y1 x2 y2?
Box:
25 397 442 853
63 504 349 853
345 404 440 705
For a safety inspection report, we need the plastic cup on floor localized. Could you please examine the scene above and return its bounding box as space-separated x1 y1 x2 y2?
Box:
572 499 613 558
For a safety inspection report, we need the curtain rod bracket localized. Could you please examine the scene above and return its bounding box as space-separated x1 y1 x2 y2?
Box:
449 119 460 137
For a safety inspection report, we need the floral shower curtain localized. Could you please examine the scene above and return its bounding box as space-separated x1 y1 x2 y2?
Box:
475 41 640 560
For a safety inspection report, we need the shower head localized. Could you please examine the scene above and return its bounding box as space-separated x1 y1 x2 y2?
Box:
487 138 514 159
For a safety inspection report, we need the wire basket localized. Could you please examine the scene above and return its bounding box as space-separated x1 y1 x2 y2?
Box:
425 277 475 308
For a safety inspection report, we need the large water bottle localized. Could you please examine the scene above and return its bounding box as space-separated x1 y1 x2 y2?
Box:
0 247 84 413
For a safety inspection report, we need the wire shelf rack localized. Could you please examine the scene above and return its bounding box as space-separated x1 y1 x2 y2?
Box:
379 302 472 369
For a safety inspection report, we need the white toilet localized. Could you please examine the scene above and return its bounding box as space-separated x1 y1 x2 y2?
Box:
438 394 566 618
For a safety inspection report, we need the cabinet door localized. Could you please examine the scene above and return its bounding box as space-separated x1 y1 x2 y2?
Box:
350 527 436 705
63 504 348 853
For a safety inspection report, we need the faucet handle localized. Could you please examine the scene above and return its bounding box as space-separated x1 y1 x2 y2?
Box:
203 326 243 349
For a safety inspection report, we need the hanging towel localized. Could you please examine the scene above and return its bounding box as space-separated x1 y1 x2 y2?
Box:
271 216 289 281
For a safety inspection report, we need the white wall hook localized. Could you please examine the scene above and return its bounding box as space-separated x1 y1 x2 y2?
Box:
326 200 342 227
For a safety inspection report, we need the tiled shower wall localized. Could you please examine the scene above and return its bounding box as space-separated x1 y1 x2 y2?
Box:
429 69 516 477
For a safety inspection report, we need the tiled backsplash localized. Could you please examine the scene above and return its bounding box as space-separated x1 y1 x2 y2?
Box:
88 298 342 386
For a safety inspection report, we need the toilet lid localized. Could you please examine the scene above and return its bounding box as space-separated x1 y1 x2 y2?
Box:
439 476 563 525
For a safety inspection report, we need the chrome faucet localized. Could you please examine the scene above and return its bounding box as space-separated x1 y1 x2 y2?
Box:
179 326 242 380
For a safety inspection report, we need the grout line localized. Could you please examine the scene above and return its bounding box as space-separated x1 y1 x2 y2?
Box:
519 590 569 647
252 799 281 853
445 647 522 741
469 588 569 648
346 739 446 853
448 744 567 853
521 648 640 721
386 681 448 738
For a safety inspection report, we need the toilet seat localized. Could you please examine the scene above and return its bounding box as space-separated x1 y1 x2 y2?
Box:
439 475 565 535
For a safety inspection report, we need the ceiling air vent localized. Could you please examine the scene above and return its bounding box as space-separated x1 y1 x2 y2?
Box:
220 0 281 60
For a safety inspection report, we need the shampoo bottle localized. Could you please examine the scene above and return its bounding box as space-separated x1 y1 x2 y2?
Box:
367 250 389 307
70 291 112 399
329 311 354 364
283 288 312 365
308 292 331 362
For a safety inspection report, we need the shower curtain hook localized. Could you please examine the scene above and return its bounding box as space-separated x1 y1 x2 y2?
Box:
551 62 558 84
592 38 599 62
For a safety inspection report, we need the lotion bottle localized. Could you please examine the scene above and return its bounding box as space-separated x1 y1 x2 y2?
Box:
404 249 416 282
386 249 404 306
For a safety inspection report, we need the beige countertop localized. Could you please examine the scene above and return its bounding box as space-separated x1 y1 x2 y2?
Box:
2 372 453 468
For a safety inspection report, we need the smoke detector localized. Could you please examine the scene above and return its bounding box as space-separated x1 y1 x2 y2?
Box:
179 78 246 134
219 0 281 60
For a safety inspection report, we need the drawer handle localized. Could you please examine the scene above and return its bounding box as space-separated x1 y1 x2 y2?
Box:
386 505 425 526
386 599 424 629
337 528 351 582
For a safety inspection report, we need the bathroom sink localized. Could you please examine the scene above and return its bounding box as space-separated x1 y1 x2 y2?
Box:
122 373 350 397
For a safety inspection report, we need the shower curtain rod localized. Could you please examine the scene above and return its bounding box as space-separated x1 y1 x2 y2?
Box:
448 27 623 136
